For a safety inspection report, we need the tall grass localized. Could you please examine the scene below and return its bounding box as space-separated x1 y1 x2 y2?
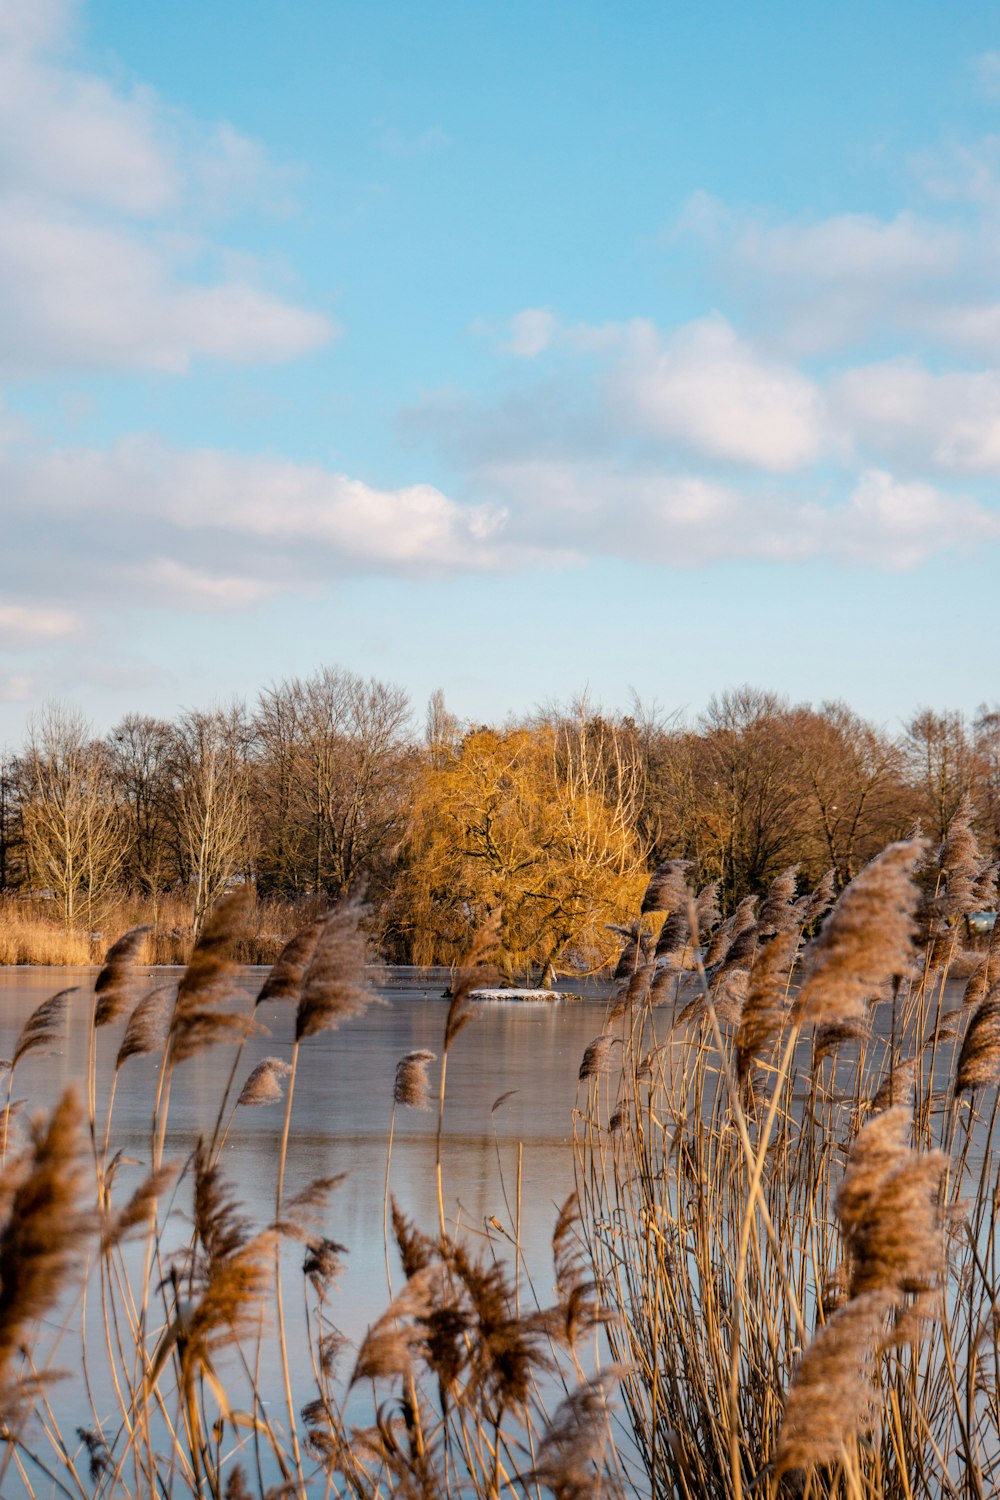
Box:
575 817 1000 1497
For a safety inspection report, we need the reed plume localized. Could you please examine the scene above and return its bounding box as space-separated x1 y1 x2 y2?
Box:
551 1193 610 1347
774 1289 895 1478
703 895 757 969
393 1050 436 1110
523 1371 622 1500
795 839 926 1030
295 892 378 1042
101 1164 177 1251
169 889 254 1065
694 879 722 934
612 920 652 980
646 861 692 958
579 1033 616 1080
12 987 76 1068
757 864 800 935
870 1056 918 1113
963 932 1000 1007
0 1091 90 1405
236 1056 292 1107
836 1106 947 1297
93 926 150 1027
115 985 171 1069
256 917 324 1005
351 1266 439 1385
641 858 691 915
792 867 837 927
735 929 799 1078
956 992 1000 1092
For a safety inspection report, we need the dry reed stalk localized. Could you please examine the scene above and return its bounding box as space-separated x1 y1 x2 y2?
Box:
435 917 500 1238
795 839 927 1031
93 928 151 1027
236 1057 292 1108
774 1289 897 1478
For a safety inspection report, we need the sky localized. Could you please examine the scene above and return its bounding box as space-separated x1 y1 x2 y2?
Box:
2 0 1000 744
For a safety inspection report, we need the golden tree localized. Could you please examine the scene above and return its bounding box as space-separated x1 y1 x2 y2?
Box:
398 718 646 977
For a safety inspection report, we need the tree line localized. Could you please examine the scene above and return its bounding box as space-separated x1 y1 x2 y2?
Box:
2 670 999 974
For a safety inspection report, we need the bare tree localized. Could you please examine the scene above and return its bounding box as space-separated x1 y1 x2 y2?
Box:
107 714 176 909
694 687 806 905
255 667 411 900
20 704 121 930
0 750 24 893
904 708 976 844
171 705 254 934
791 702 914 889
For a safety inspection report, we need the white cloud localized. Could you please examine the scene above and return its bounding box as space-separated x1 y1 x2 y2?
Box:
476 457 998 570
0 204 332 373
733 211 959 283
972 52 1000 103
834 359 1000 472
0 0 331 375
837 468 1000 568
502 308 557 359
614 316 827 471
0 602 81 641
0 0 75 55
0 672 31 702
0 431 516 613
670 187 1000 362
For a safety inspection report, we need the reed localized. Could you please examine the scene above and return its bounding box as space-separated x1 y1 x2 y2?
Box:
574 810 1000 1499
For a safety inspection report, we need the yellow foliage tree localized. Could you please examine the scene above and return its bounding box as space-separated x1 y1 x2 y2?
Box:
398 720 647 978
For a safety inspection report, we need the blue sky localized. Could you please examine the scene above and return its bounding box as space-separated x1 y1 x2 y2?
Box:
2 0 1000 742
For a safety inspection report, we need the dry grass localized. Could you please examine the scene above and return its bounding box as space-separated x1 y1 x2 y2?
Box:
0 891 324 967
